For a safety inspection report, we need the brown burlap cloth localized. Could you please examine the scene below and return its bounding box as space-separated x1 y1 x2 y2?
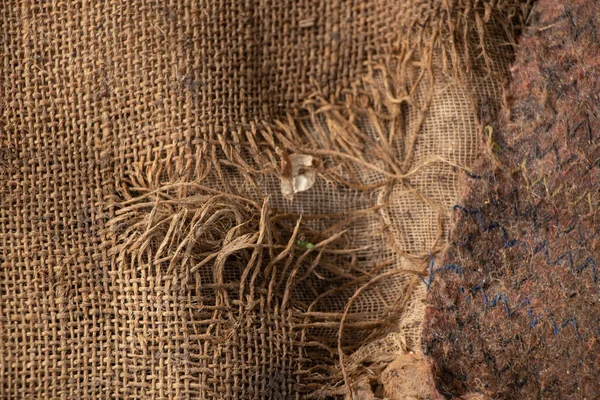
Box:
0 1 528 398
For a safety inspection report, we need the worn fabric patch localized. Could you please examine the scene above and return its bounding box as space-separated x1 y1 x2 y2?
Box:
423 1 600 398
1 1 529 398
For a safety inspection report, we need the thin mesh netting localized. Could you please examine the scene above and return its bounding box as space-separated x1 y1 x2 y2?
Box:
1 1 528 398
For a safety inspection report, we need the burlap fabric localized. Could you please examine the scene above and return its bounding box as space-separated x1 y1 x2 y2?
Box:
1 1 527 398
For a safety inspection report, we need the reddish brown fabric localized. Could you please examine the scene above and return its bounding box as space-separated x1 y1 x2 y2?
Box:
423 1 600 398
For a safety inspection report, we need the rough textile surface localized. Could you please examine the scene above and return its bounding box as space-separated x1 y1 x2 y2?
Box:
424 0 600 399
1 1 527 398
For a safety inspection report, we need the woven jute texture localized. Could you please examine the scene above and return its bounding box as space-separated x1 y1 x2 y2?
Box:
424 0 600 398
1 1 526 398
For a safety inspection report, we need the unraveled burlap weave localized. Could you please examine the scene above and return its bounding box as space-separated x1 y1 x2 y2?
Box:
1 1 527 398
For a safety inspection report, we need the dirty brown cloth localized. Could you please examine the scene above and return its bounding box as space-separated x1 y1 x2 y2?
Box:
1 1 525 398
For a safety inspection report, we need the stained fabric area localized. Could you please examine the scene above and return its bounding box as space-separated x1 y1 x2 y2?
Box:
1 1 527 399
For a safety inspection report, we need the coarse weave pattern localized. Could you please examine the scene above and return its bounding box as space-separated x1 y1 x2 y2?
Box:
1 1 527 398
